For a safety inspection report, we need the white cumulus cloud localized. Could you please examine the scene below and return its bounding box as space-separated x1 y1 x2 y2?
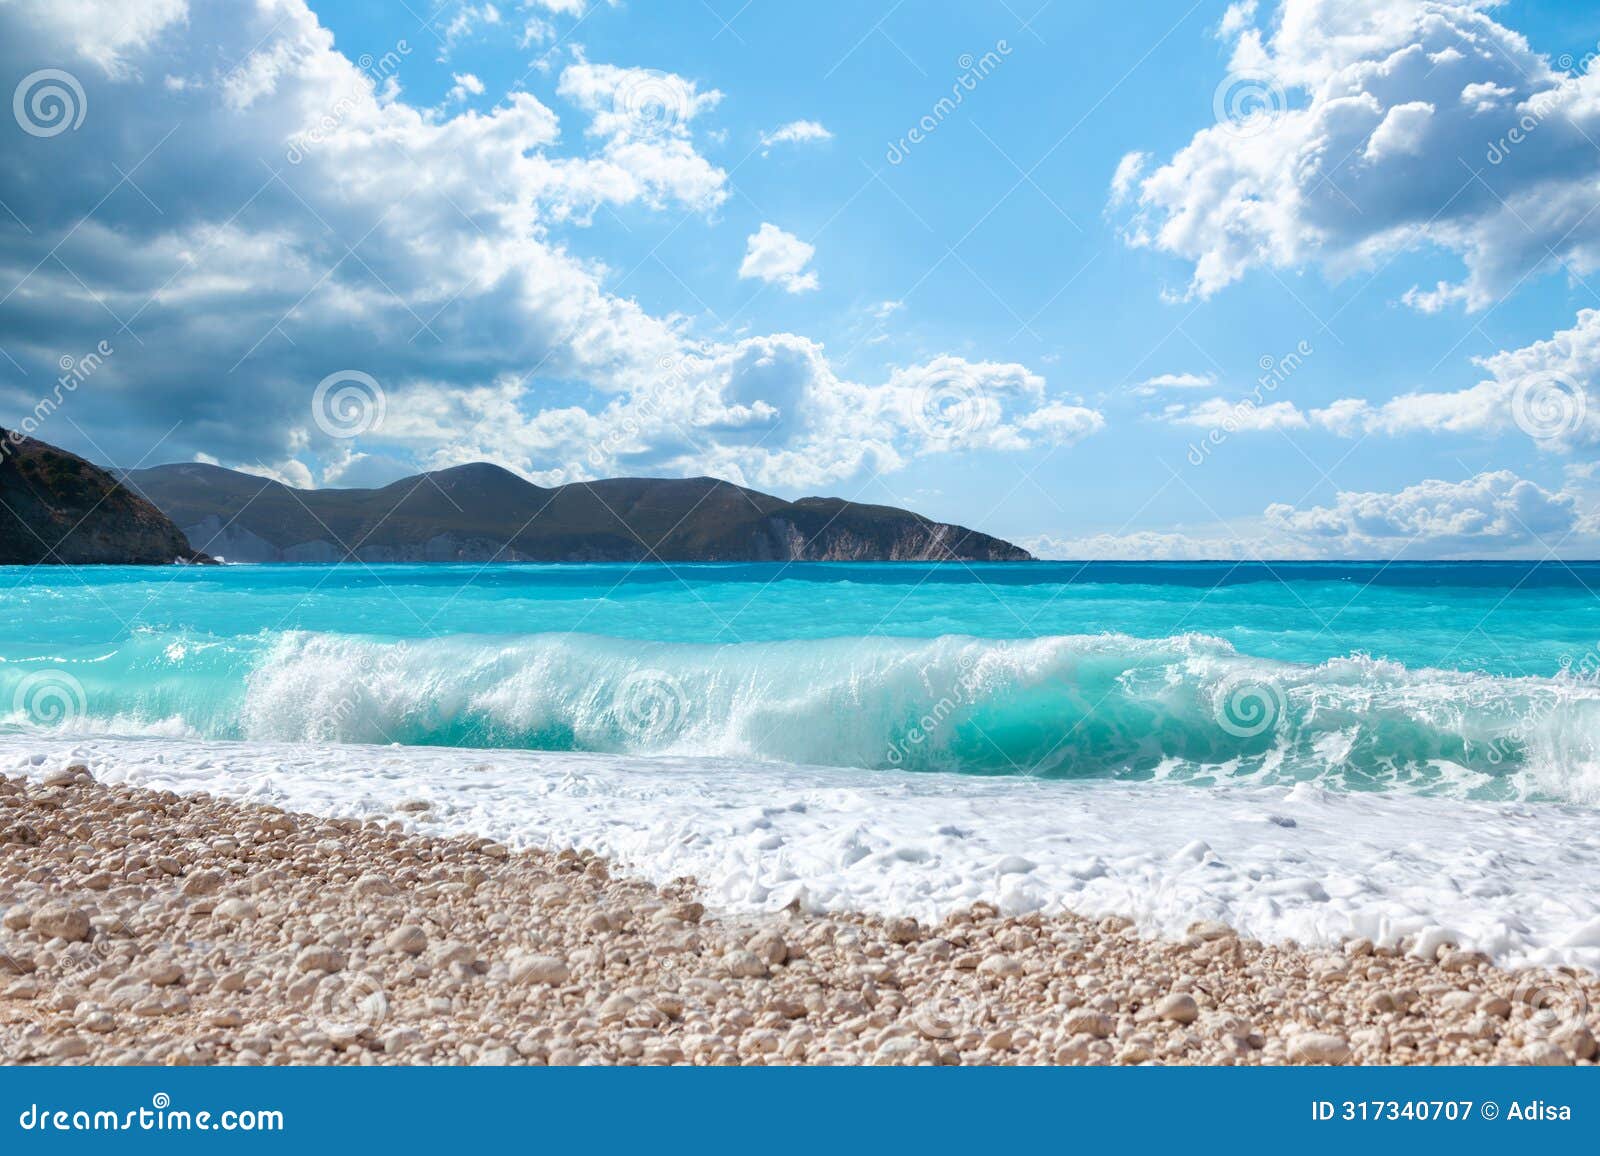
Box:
1029 471 1590 559
739 223 819 294
1161 398 1309 431
1308 308 1599 449
0 0 1103 497
1115 0 1600 310
758 119 833 152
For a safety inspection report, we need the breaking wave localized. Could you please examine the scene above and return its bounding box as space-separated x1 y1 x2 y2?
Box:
4 629 1600 803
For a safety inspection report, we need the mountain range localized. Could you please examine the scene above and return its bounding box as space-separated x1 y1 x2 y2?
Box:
121 461 1031 563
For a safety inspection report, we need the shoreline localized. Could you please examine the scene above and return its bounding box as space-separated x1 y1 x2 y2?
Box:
1 767 1595 1066
8 732 1598 972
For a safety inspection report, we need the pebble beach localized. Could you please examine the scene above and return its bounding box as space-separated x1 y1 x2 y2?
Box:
1 766 1595 1067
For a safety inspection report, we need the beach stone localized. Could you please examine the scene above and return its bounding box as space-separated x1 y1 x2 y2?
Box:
31 904 92 942
1439 991 1477 1013
1055 1037 1095 1064
142 959 183 986
1187 920 1235 942
354 874 398 897
105 982 154 1010
1 822 41 846
742 1028 781 1056
294 945 346 974
1 907 31 931
1520 1041 1572 1066
77 1009 115 1034
42 766 89 788
1155 993 1199 1024
383 1028 422 1055
509 954 570 986
886 917 920 944
1287 1033 1351 1065
49 1035 90 1059
213 898 258 923
912 1010 958 1040
682 977 727 1001
982 1027 1014 1051
977 954 1025 978
1554 1027 1597 1061
723 950 768 979
1479 995 1512 1019
385 925 428 956
181 870 227 897
431 941 478 969
1062 1009 1114 1038
746 930 787 966
872 1037 930 1065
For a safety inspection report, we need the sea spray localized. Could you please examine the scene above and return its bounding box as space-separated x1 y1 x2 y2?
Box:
7 627 1600 803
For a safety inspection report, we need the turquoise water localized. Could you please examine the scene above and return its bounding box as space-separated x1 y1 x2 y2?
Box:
4 562 1600 801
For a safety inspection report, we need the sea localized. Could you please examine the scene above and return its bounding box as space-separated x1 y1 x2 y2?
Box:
3 561 1599 967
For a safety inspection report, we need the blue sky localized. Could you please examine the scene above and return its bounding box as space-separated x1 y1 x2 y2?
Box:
5 0 1600 557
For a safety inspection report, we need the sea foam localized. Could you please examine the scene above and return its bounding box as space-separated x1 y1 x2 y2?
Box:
4 732 1597 970
7 629 1600 802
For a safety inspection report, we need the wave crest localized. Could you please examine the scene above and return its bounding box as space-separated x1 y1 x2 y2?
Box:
6 629 1600 802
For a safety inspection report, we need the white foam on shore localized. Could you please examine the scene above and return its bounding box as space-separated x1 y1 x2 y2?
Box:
5 731 1599 970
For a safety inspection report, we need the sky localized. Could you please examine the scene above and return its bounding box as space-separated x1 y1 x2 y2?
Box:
4 0 1600 559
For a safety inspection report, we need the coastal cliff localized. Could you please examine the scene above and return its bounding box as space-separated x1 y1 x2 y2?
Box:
0 430 208 565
